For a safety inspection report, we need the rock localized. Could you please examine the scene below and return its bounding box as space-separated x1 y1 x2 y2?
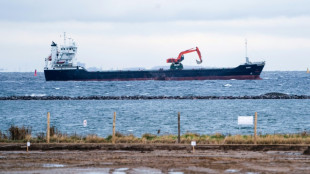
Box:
263 92 289 96
1 94 310 100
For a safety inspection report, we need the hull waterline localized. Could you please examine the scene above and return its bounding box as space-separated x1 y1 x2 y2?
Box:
44 64 264 81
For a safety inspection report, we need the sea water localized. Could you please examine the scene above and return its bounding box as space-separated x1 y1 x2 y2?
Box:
0 71 309 136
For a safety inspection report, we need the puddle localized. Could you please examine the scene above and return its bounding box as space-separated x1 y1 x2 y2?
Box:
113 168 128 174
187 166 218 173
132 167 162 173
266 151 302 155
225 169 240 173
168 170 184 174
42 163 65 168
70 168 110 174
115 168 128 171
112 172 126 174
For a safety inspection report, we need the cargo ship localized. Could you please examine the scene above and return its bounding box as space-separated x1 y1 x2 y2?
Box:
44 35 265 81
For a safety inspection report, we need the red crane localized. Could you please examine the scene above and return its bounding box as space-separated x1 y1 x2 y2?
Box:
166 47 202 70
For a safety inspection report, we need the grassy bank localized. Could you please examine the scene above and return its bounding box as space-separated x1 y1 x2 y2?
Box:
0 126 309 145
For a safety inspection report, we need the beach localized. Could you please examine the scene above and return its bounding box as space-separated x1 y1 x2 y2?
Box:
0 144 309 173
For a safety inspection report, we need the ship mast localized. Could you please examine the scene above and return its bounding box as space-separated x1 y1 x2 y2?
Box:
64 32 66 46
245 39 250 64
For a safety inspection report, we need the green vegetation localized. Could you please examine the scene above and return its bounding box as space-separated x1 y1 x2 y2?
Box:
0 125 310 144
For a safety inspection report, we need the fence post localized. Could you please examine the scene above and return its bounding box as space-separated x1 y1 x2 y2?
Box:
178 112 180 144
112 112 116 144
254 112 257 144
47 112 50 143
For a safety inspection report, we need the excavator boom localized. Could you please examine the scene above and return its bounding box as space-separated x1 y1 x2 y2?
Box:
166 47 202 64
195 47 202 64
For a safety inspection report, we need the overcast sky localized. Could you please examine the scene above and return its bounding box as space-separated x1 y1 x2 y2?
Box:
0 0 310 71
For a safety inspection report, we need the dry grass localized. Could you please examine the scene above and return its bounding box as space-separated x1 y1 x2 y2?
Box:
9 125 31 140
225 133 310 144
1 126 310 144
115 134 140 143
85 134 105 143
0 126 31 143
144 134 177 144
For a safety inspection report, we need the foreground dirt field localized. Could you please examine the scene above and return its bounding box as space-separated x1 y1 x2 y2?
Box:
0 144 309 174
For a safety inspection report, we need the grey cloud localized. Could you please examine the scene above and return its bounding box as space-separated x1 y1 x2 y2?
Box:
0 0 310 22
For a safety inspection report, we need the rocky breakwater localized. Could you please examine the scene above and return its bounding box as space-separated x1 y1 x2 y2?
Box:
0 93 310 100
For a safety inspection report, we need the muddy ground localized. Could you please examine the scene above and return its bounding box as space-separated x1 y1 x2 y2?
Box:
0 144 309 173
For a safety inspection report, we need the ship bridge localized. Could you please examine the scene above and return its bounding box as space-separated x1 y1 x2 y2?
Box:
45 33 78 69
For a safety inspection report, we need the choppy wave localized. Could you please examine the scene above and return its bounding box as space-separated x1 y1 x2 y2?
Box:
0 72 310 97
0 100 309 137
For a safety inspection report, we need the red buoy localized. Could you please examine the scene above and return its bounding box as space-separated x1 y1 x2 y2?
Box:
34 69 37 76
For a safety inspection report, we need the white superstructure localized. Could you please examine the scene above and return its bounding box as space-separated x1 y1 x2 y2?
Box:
45 33 78 69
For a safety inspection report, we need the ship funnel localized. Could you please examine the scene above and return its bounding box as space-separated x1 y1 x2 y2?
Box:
51 41 58 65
51 41 57 47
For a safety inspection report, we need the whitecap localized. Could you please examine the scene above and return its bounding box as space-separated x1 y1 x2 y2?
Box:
224 84 232 87
55 87 60 90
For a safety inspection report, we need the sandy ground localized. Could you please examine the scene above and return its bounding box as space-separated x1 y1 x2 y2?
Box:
0 149 309 174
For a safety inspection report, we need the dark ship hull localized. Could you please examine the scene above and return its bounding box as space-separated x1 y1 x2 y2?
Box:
44 63 265 81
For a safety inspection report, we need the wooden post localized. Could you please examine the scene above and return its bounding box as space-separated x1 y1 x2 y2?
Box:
47 112 50 143
178 112 180 143
27 146 28 152
193 146 195 153
112 112 116 144
254 112 257 144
